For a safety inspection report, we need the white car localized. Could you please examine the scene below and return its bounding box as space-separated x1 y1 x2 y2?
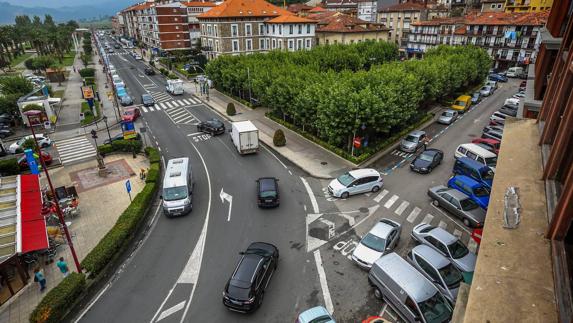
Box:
352 218 401 269
328 168 383 198
9 134 52 154
134 54 142 60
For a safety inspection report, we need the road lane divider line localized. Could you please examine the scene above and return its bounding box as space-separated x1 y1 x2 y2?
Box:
300 177 319 213
313 250 334 314
261 145 288 169
157 301 186 322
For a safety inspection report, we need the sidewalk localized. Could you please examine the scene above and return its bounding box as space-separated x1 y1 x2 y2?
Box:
180 82 354 179
0 154 150 323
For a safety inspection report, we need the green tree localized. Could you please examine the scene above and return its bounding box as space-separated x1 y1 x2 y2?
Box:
226 102 236 116
273 129 286 146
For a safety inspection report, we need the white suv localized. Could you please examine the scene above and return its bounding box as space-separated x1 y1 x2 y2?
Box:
9 134 52 154
328 168 383 198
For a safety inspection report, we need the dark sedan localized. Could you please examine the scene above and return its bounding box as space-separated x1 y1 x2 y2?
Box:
120 95 134 106
489 73 508 82
141 93 155 107
197 118 225 135
144 67 155 75
428 185 486 227
410 148 444 174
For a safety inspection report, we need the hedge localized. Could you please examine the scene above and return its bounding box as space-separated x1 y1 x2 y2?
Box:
29 273 86 323
84 76 95 85
79 68 95 78
81 147 160 275
0 158 20 176
145 146 160 164
111 139 142 153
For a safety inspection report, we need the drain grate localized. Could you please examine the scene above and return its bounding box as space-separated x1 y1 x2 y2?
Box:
503 186 521 229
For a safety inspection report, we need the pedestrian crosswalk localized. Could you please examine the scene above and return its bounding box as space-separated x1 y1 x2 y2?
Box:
165 105 200 125
106 52 129 56
148 91 173 103
140 97 202 113
390 150 414 158
55 136 97 165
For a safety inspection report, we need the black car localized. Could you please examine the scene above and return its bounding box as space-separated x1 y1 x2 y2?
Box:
223 242 279 313
141 93 155 107
197 118 225 135
144 67 155 75
0 129 13 139
256 177 279 207
120 95 134 106
410 148 444 174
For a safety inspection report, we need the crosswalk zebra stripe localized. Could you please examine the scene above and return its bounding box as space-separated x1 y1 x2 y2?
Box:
173 114 194 123
422 214 434 224
171 100 181 107
59 145 96 155
182 99 191 105
148 106 155 112
56 136 90 145
164 101 174 108
374 189 389 203
453 229 463 238
384 195 399 209
406 207 421 223
394 201 410 216
169 109 187 118
438 221 448 229
177 115 195 123
189 97 199 104
141 106 148 113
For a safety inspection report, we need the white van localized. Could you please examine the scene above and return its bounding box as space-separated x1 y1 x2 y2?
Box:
506 66 525 78
161 158 193 216
455 143 498 172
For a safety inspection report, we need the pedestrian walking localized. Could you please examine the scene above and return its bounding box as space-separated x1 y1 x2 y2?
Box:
56 257 69 278
139 168 146 181
73 66 76 73
422 136 430 151
33 268 46 291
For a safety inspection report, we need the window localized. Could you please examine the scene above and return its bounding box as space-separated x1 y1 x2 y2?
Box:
288 39 294 49
405 297 420 316
289 25 293 34
297 39 302 49
215 40 219 51
279 25 282 34
266 25 269 34
415 255 440 282
298 24 302 34
246 39 252 51
306 39 311 48
174 17 178 22
272 39 276 49
214 25 218 37
232 39 239 52
307 24 310 33
175 25 179 30
260 39 265 49
272 25 275 34
259 23 264 35
497 3 502 8
278 40 282 49
245 24 252 36
231 24 238 37
491 4 496 8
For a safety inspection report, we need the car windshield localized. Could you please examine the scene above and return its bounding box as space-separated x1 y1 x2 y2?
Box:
481 169 495 180
405 135 418 143
308 316 333 323
124 110 134 115
472 93 479 98
419 153 434 162
454 100 466 107
337 173 355 186
459 198 478 211
163 186 188 201
442 111 454 117
447 240 469 259
417 292 453 323
474 186 490 197
485 156 497 167
481 86 490 91
361 233 386 252
439 263 463 289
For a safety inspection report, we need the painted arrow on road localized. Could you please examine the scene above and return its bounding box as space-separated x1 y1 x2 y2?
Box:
220 188 233 221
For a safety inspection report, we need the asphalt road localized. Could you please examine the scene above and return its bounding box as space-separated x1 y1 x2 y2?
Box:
75 37 322 323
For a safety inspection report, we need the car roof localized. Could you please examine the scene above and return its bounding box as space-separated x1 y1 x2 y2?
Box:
232 254 263 284
457 157 489 169
258 177 277 191
428 227 457 244
443 188 470 200
373 253 437 302
450 175 481 187
412 245 451 269
421 148 441 156
442 109 456 114
458 143 496 157
474 138 499 144
298 306 333 323
408 130 425 137
348 168 379 178
456 95 471 100
369 221 394 238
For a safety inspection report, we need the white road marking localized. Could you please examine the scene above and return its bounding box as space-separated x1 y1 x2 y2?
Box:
164 101 174 108
182 99 191 105
171 100 181 107
318 218 335 239
158 103 167 110
336 212 356 226
174 115 195 123
422 214 434 224
148 106 155 112
186 132 202 137
374 189 389 203
406 207 421 223
300 177 319 213
384 195 399 209
262 145 288 169
394 201 410 216
169 109 187 118
438 221 448 229
141 106 148 113
219 188 233 221
156 301 186 322
453 229 463 238
313 250 334 315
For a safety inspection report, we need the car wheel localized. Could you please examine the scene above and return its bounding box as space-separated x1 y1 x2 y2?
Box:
374 288 383 300
432 200 440 207
463 218 471 227
371 185 380 193
341 192 349 199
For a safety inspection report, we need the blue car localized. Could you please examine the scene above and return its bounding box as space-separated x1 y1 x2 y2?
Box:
489 73 508 82
297 306 335 323
116 87 127 98
447 175 490 210
453 157 494 188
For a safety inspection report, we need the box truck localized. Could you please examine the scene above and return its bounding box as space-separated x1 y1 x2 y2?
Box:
166 79 184 95
231 121 259 154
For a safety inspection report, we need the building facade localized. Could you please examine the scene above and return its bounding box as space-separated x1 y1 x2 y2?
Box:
481 0 506 11
357 0 378 22
197 0 316 58
504 0 553 12
309 11 389 45
324 0 359 12
406 17 466 55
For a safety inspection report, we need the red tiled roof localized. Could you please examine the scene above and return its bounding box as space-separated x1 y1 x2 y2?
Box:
131 2 154 11
287 3 314 13
454 25 466 35
198 0 292 18
465 11 548 25
181 1 217 7
267 15 317 23
309 6 327 12
412 17 465 26
308 11 388 33
380 1 428 12
324 0 357 5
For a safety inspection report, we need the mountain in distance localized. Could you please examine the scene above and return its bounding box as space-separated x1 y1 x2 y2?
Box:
0 0 136 24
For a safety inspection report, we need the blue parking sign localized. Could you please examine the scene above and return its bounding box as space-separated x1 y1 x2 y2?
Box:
24 149 40 175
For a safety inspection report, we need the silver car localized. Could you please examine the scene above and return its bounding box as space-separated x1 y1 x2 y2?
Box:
400 130 427 153
411 223 477 273
407 245 464 305
437 110 458 125
480 85 493 97
428 186 486 228
352 218 401 269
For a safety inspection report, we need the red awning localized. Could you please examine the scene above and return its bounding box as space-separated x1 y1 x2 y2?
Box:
19 175 49 254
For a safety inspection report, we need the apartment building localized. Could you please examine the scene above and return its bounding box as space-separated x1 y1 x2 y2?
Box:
197 0 316 58
309 11 389 45
504 0 553 12
481 0 506 11
378 1 448 48
406 17 466 56
183 1 217 46
357 0 378 22
324 0 359 12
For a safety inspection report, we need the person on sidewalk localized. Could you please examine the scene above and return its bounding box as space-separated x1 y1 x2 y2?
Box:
73 66 76 73
56 257 69 278
34 268 47 291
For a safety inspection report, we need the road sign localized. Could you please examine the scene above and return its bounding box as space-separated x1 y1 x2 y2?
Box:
125 180 132 202
24 149 39 175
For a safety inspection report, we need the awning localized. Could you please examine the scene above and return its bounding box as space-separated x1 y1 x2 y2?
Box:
18 174 48 254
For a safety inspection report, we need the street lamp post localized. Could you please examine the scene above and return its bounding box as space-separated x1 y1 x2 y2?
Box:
23 111 82 273
103 115 112 143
